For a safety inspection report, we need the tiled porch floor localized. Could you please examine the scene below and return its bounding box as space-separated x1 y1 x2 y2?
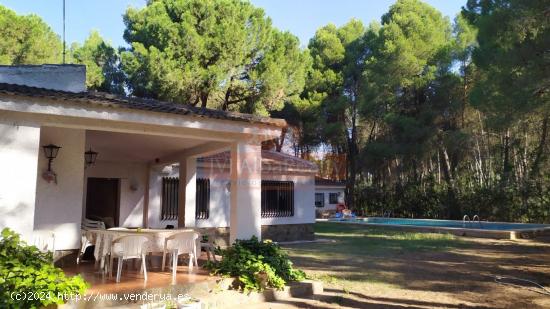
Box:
62 252 217 294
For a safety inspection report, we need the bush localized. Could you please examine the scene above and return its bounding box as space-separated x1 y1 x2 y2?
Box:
206 236 305 293
0 228 88 309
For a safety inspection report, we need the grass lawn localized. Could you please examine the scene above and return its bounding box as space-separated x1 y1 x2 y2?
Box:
275 222 550 309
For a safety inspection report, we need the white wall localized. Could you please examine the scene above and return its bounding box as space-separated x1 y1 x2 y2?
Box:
147 164 231 229
147 164 315 228
34 127 85 250
314 187 346 211
85 161 147 228
0 120 40 240
260 173 315 226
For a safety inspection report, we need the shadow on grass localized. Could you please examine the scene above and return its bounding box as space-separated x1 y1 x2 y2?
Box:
286 222 467 258
282 222 550 306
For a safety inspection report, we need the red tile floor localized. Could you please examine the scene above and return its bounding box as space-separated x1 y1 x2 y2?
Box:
62 252 216 294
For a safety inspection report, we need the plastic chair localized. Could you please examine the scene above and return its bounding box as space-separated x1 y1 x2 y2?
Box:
200 232 217 262
82 218 106 230
31 230 55 253
109 235 150 283
78 218 106 264
161 231 198 281
31 230 56 263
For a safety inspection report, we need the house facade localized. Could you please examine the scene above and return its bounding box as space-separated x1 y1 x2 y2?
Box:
314 178 346 212
0 65 317 251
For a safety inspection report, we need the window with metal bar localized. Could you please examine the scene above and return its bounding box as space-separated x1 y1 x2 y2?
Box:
161 177 179 220
261 180 294 218
329 192 340 204
160 177 210 220
195 178 210 220
315 193 324 207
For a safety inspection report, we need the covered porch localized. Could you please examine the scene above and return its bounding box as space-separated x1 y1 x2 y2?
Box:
0 77 286 253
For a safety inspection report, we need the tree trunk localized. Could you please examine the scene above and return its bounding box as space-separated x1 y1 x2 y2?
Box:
200 92 208 108
275 127 287 152
501 129 511 187
345 90 359 211
530 115 549 178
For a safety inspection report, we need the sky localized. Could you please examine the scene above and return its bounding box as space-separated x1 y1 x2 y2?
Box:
0 0 464 48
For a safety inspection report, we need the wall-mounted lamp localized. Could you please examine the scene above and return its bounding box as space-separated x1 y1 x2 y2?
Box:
129 179 139 191
42 144 61 184
42 144 61 171
84 147 98 167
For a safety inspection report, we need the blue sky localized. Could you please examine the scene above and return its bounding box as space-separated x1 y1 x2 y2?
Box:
0 0 464 48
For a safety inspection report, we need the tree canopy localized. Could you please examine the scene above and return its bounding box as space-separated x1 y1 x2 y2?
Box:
0 0 547 222
121 0 310 116
71 31 125 94
0 5 62 64
463 0 549 127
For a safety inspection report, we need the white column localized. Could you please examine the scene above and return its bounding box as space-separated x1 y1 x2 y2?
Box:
229 141 262 243
178 157 197 228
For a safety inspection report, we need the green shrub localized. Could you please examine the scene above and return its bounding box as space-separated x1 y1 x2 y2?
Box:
206 236 305 293
0 228 88 309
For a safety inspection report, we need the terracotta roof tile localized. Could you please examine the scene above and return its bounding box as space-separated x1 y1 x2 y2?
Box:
0 83 287 127
315 177 346 187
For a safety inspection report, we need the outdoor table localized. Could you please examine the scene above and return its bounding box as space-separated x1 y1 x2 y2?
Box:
85 228 197 273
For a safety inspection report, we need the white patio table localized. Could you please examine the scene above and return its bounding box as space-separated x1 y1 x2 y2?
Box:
85 228 197 273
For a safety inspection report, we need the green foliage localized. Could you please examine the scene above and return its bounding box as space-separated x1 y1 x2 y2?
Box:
463 0 549 127
0 5 62 64
0 228 88 309
206 237 305 293
71 31 125 94
121 0 310 115
308 0 548 223
356 178 550 223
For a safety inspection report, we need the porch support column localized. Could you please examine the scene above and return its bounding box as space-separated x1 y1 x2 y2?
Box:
143 163 151 228
229 141 262 243
178 157 196 228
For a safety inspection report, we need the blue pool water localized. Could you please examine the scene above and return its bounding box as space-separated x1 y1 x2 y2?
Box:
329 217 550 231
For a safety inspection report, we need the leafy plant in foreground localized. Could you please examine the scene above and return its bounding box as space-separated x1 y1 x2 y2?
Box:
0 228 88 309
206 236 305 293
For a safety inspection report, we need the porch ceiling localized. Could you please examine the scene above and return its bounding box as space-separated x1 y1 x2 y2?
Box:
86 130 206 163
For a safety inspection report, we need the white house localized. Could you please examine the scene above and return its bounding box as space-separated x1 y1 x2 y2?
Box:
0 64 318 251
314 178 346 212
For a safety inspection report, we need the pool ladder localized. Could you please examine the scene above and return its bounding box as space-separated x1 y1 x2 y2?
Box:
463 214 482 228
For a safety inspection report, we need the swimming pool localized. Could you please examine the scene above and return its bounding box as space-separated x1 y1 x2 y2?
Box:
325 217 550 240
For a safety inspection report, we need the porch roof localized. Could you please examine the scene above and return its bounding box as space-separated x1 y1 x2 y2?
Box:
0 82 287 128
315 177 346 187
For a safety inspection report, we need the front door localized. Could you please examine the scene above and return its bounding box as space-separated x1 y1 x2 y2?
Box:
86 178 120 227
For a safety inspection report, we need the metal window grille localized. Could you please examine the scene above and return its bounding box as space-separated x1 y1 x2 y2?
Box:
315 193 324 207
261 180 294 218
161 177 179 220
195 178 210 220
161 177 210 220
329 193 339 204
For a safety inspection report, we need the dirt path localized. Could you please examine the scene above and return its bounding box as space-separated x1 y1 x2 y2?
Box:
263 224 550 309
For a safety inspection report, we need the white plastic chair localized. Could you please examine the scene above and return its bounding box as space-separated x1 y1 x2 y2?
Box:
200 231 217 262
78 218 106 264
82 218 107 230
109 235 150 283
161 231 199 281
31 230 57 263
31 230 55 253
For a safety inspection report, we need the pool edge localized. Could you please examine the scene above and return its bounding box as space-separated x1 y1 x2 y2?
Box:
316 219 550 240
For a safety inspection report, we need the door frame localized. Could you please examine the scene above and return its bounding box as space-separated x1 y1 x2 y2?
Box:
85 177 121 227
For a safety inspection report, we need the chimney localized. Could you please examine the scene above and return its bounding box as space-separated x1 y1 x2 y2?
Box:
0 64 86 93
